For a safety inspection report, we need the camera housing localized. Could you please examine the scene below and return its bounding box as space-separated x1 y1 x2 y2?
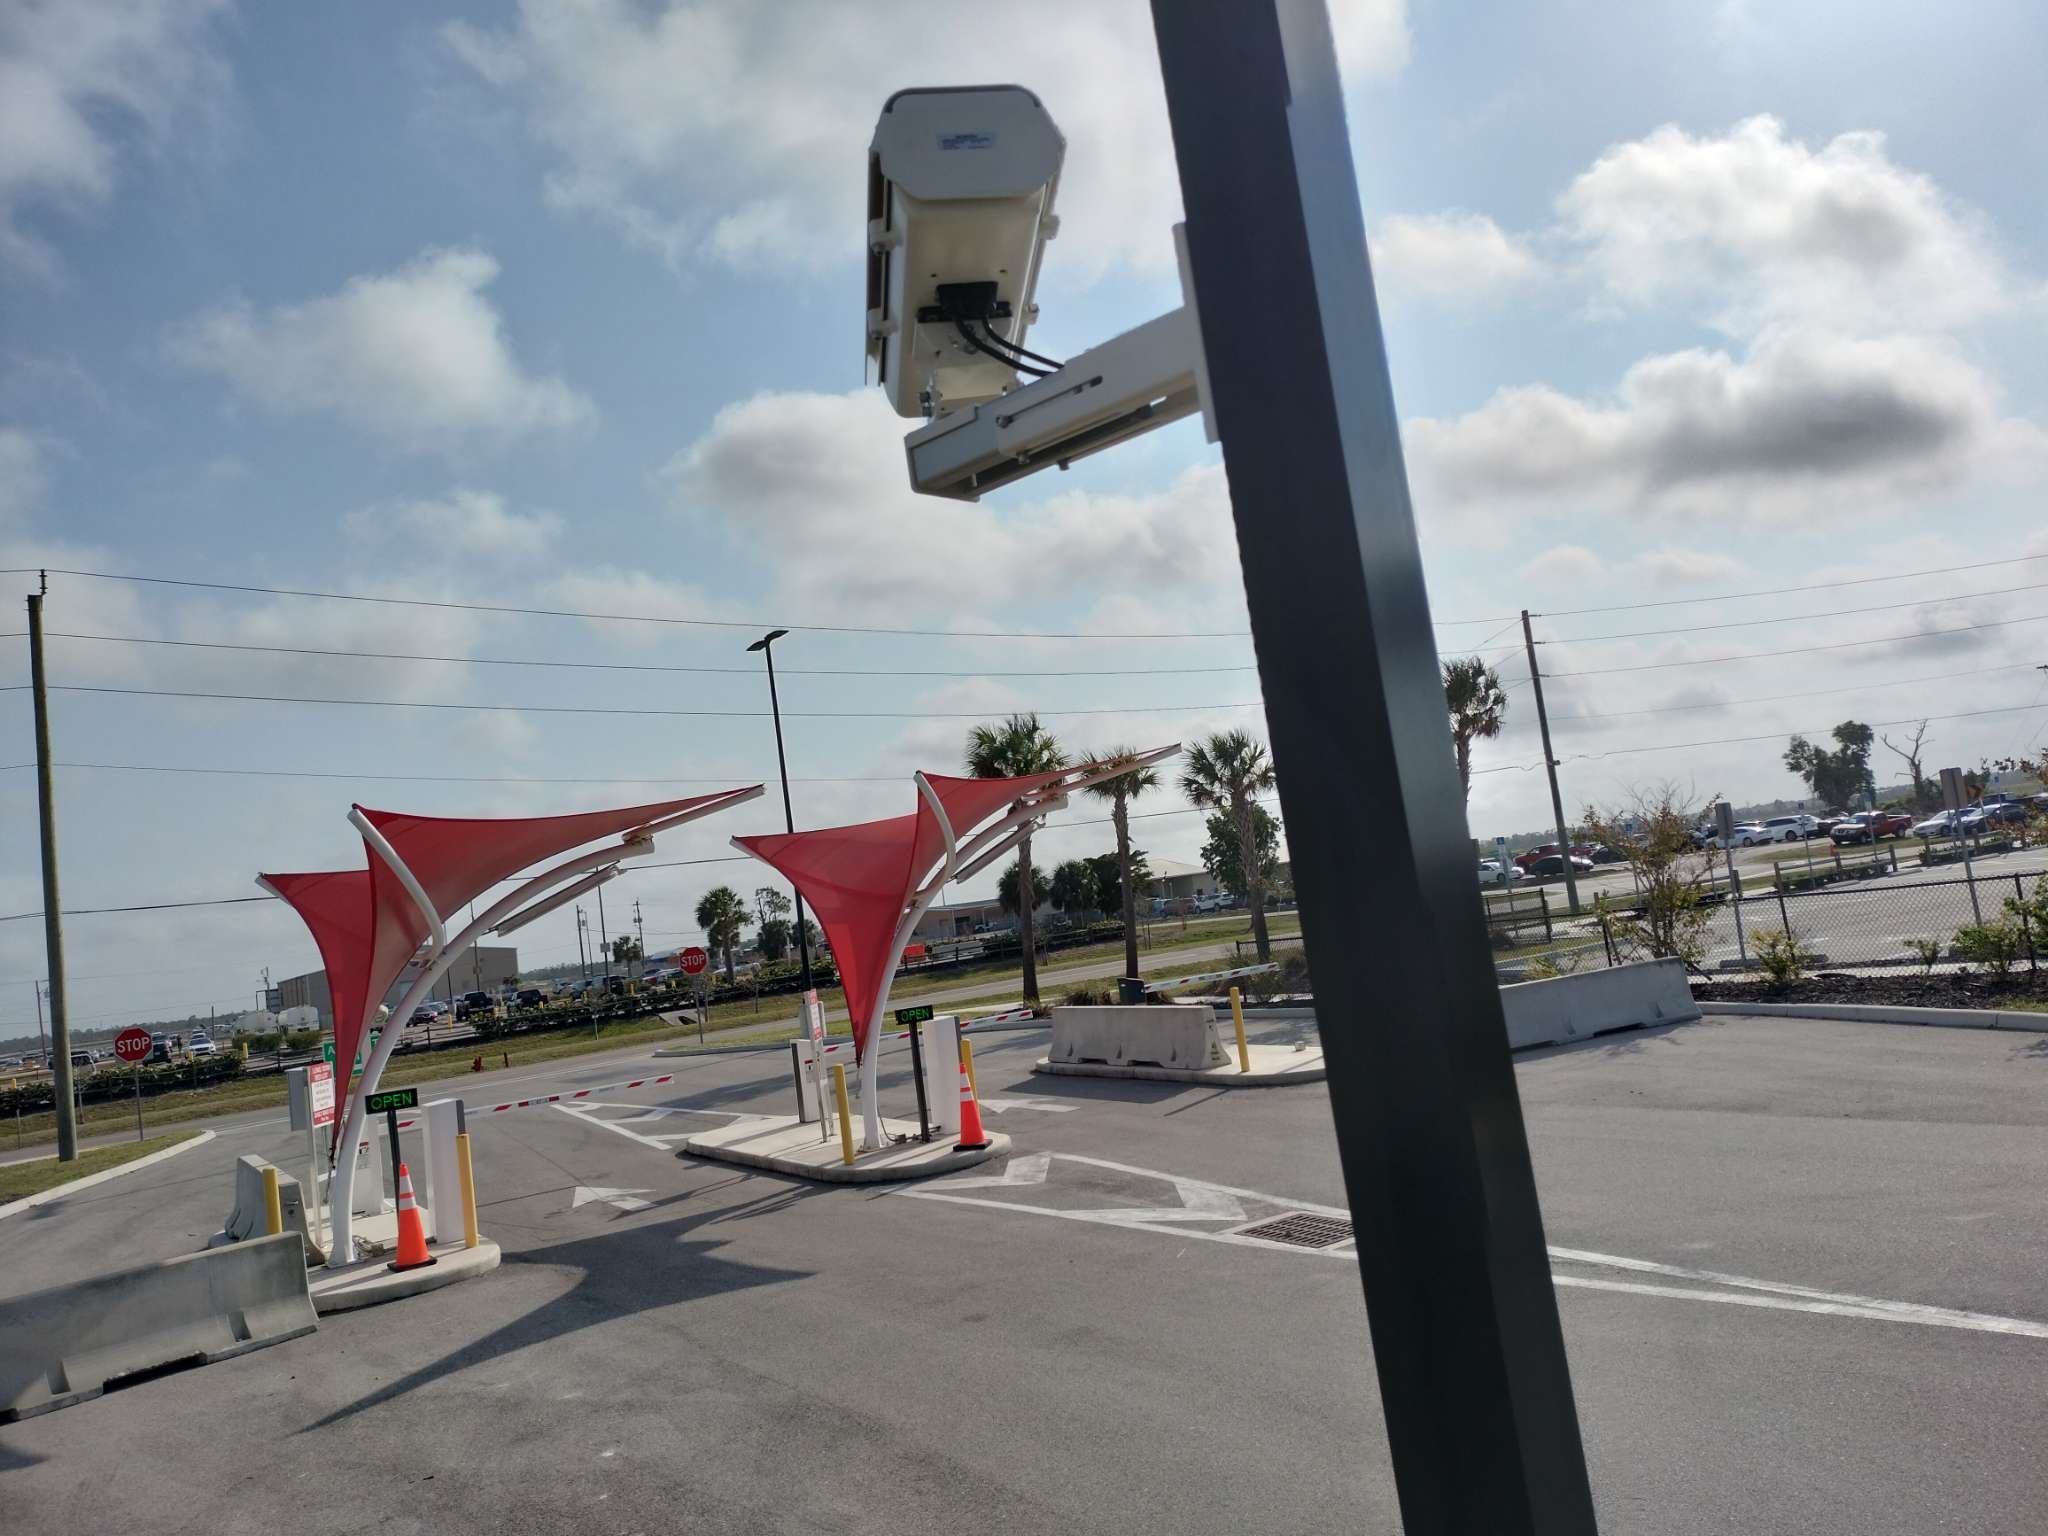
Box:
866 85 1065 419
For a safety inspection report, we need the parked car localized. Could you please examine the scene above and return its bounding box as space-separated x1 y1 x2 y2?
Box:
454 990 494 1021
1706 823 1771 850
514 987 546 1010
1960 800 2030 833
1477 860 1528 884
148 1032 171 1064
1830 811 1912 844
69 1048 95 1070
1193 892 1235 913
1912 810 1959 838
186 1033 215 1058
1526 853 1594 879
1760 815 1819 842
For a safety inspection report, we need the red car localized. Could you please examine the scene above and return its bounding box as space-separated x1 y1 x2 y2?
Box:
1830 812 1911 844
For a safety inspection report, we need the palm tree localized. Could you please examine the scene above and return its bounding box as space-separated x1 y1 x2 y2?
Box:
1180 730 1279 960
1442 656 1508 803
1080 745 1161 985
965 712 1067 1003
693 885 749 981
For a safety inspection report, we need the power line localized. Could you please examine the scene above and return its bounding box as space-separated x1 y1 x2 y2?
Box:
1555 661 2047 722
1542 612 2048 677
1540 577 2048 646
0 630 1264 679
1474 703 2046 775
0 761 911 786
3 683 1267 721
0 567 1517 634
1535 552 2048 618
0 801 1261 925
5 567 1257 642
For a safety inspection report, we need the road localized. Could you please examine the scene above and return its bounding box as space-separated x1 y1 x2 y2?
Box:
4 1010 2043 1533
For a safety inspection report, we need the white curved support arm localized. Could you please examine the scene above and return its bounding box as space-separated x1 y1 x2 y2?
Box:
350 807 447 952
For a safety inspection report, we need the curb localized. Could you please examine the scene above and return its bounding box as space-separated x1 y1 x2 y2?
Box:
1031 1055 1327 1086
1695 1000 2048 1032
0 1130 215 1223
309 1237 501 1314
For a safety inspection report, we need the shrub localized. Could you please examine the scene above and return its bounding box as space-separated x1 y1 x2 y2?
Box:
1905 936 1942 975
1954 921 2023 978
2003 875 2048 952
1524 955 1564 981
1750 927 1814 985
1058 986 1113 1007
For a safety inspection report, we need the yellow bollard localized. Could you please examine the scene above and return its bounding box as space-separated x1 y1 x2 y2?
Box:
456 1131 480 1249
961 1037 978 1101
831 1062 856 1166
1229 985 1251 1074
261 1165 283 1235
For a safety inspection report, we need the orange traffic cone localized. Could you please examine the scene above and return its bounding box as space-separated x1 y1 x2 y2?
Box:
955 1055 991 1153
388 1161 437 1273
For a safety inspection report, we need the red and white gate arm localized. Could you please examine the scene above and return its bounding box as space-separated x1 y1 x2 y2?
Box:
1143 961 1276 994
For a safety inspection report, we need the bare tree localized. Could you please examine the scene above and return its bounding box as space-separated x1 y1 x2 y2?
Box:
1581 782 1721 969
1880 720 1932 810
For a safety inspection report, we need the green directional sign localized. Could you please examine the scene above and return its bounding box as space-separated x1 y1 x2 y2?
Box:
894 1003 935 1026
322 1040 335 1065
363 1086 419 1114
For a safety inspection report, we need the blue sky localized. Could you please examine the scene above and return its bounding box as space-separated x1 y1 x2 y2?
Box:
5 0 2047 1037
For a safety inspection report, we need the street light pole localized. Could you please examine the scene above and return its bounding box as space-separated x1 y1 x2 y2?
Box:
748 629 814 991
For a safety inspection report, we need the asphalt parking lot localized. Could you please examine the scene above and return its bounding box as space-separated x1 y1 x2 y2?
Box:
4 1012 2044 1534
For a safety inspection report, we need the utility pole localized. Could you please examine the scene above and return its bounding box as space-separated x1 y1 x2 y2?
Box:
632 900 645 982
29 578 78 1160
1521 610 1581 916
575 905 589 980
596 884 612 986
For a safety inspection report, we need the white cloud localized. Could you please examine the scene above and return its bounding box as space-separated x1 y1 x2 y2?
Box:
167 247 595 453
443 0 1408 279
344 488 562 564
1371 211 1541 301
1409 329 2024 528
662 386 1238 624
1517 544 1604 588
0 0 232 279
1556 115 2021 336
1516 544 1751 591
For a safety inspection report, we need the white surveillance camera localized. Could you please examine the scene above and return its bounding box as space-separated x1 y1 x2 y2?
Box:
867 85 1064 420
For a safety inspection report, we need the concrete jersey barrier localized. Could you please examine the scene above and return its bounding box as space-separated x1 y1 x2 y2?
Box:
1499 958 1700 1050
0 1232 318 1423
1048 1004 1230 1069
215 1153 326 1266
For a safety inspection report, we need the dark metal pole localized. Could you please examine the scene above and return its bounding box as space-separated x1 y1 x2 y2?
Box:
1522 611 1582 917
597 884 612 986
1151 5 1597 1532
756 633 815 990
29 584 78 1161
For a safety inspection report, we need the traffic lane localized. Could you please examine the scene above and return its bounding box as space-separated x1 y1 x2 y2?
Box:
0 1104 1402 1536
7 1048 2046 1535
1516 1016 2048 1321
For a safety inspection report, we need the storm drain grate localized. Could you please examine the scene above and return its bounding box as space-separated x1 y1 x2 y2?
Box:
1236 1212 1354 1249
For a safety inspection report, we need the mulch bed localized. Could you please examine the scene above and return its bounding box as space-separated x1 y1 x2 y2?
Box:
1692 970 2048 1008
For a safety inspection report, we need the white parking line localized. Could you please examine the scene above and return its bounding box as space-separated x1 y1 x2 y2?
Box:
903 1153 2048 1341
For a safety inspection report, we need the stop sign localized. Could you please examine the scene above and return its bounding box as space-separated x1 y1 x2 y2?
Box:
679 946 709 976
113 1026 152 1064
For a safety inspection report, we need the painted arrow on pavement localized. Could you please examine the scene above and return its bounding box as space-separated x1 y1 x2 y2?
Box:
977 1097 1075 1114
933 1152 1052 1190
572 1186 653 1213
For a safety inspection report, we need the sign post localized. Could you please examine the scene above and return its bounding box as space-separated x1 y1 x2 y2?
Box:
897 1003 936 1143
1940 766 1982 923
306 1061 335 1248
113 1026 151 1142
804 989 828 1141
365 1085 418 1203
679 947 710 1046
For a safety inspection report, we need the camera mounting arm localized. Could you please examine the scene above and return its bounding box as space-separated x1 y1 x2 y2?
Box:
901 225 1216 501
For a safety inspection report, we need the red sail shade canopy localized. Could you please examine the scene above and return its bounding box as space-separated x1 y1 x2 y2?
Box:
735 770 1071 1062
255 868 373 1108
